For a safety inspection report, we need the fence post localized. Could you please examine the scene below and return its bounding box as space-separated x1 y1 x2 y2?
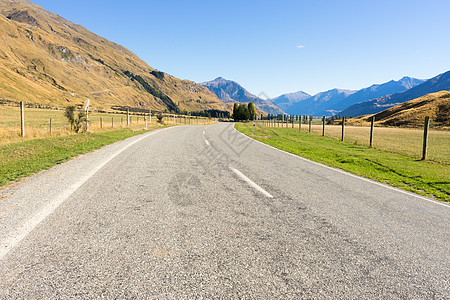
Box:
299 115 301 131
292 115 294 128
341 117 345 141
309 116 312 133
49 118 52 135
145 116 148 130
322 116 325 136
369 116 375 148
112 117 114 128
421 116 430 160
127 109 130 126
20 101 25 137
100 117 103 129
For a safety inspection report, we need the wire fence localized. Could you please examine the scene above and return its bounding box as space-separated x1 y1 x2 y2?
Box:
255 117 450 165
0 104 215 145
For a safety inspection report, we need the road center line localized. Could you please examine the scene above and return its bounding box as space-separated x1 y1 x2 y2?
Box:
0 129 165 261
205 139 210 146
230 167 273 198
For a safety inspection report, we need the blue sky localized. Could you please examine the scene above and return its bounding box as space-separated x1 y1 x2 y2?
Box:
32 0 450 98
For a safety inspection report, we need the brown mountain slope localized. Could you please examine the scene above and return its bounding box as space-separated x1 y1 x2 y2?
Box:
0 0 224 112
348 91 450 128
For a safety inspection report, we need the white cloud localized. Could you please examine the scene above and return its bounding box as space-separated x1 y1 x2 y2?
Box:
296 45 305 49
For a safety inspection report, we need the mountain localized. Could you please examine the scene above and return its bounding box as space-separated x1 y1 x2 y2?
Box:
282 77 424 116
330 76 425 114
269 91 311 111
200 77 284 115
340 70 450 117
0 0 224 113
285 89 356 116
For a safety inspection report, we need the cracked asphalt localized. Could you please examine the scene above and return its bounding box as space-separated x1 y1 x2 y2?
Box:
0 123 449 299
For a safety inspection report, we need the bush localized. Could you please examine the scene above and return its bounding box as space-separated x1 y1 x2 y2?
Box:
157 113 164 124
64 106 86 133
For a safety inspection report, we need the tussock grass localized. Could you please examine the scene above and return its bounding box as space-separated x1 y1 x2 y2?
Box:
237 123 450 202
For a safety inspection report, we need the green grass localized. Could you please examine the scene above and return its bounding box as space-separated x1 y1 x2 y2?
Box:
0 128 160 187
236 123 450 202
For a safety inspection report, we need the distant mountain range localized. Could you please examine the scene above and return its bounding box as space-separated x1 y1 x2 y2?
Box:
200 77 283 115
273 76 425 116
341 70 450 117
0 0 224 113
270 91 311 111
282 89 356 116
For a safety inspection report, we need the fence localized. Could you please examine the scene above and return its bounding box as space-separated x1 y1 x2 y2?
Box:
255 115 449 164
0 103 215 145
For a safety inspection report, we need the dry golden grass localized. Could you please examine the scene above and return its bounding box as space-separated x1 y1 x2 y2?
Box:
260 121 450 164
346 91 450 128
0 106 214 145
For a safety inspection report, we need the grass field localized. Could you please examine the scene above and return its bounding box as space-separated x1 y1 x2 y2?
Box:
0 105 213 145
258 120 450 164
0 128 160 187
236 122 449 202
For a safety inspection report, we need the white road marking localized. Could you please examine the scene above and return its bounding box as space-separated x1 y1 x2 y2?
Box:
230 167 273 198
0 129 166 260
235 127 449 208
205 139 210 146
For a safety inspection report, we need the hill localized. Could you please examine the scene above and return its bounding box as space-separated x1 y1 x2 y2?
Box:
341 70 450 117
201 77 284 115
0 0 224 113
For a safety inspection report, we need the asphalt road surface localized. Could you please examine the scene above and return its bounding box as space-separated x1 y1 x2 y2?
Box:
0 123 449 299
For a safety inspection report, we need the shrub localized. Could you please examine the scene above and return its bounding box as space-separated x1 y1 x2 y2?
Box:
64 106 86 133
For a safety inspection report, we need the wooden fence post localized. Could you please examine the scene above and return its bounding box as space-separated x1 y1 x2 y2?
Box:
49 118 52 135
127 109 130 126
20 101 25 137
299 116 301 131
421 116 430 160
112 117 114 128
369 116 375 148
341 117 345 141
100 117 103 129
322 116 325 136
309 116 312 133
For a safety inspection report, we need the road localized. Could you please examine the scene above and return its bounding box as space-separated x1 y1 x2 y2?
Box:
0 123 449 298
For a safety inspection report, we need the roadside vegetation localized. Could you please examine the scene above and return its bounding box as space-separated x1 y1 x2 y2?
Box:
0 128 160 187
235 123 449 202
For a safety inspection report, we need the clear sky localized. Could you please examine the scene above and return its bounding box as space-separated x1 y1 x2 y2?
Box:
32 0 450 98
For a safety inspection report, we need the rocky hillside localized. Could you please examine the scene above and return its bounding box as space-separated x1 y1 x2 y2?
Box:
0 0 225 113
201 77 284 115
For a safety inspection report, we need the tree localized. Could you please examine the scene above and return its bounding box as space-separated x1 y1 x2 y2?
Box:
232 103 239 120
236 104 250 121
248 101 256 120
